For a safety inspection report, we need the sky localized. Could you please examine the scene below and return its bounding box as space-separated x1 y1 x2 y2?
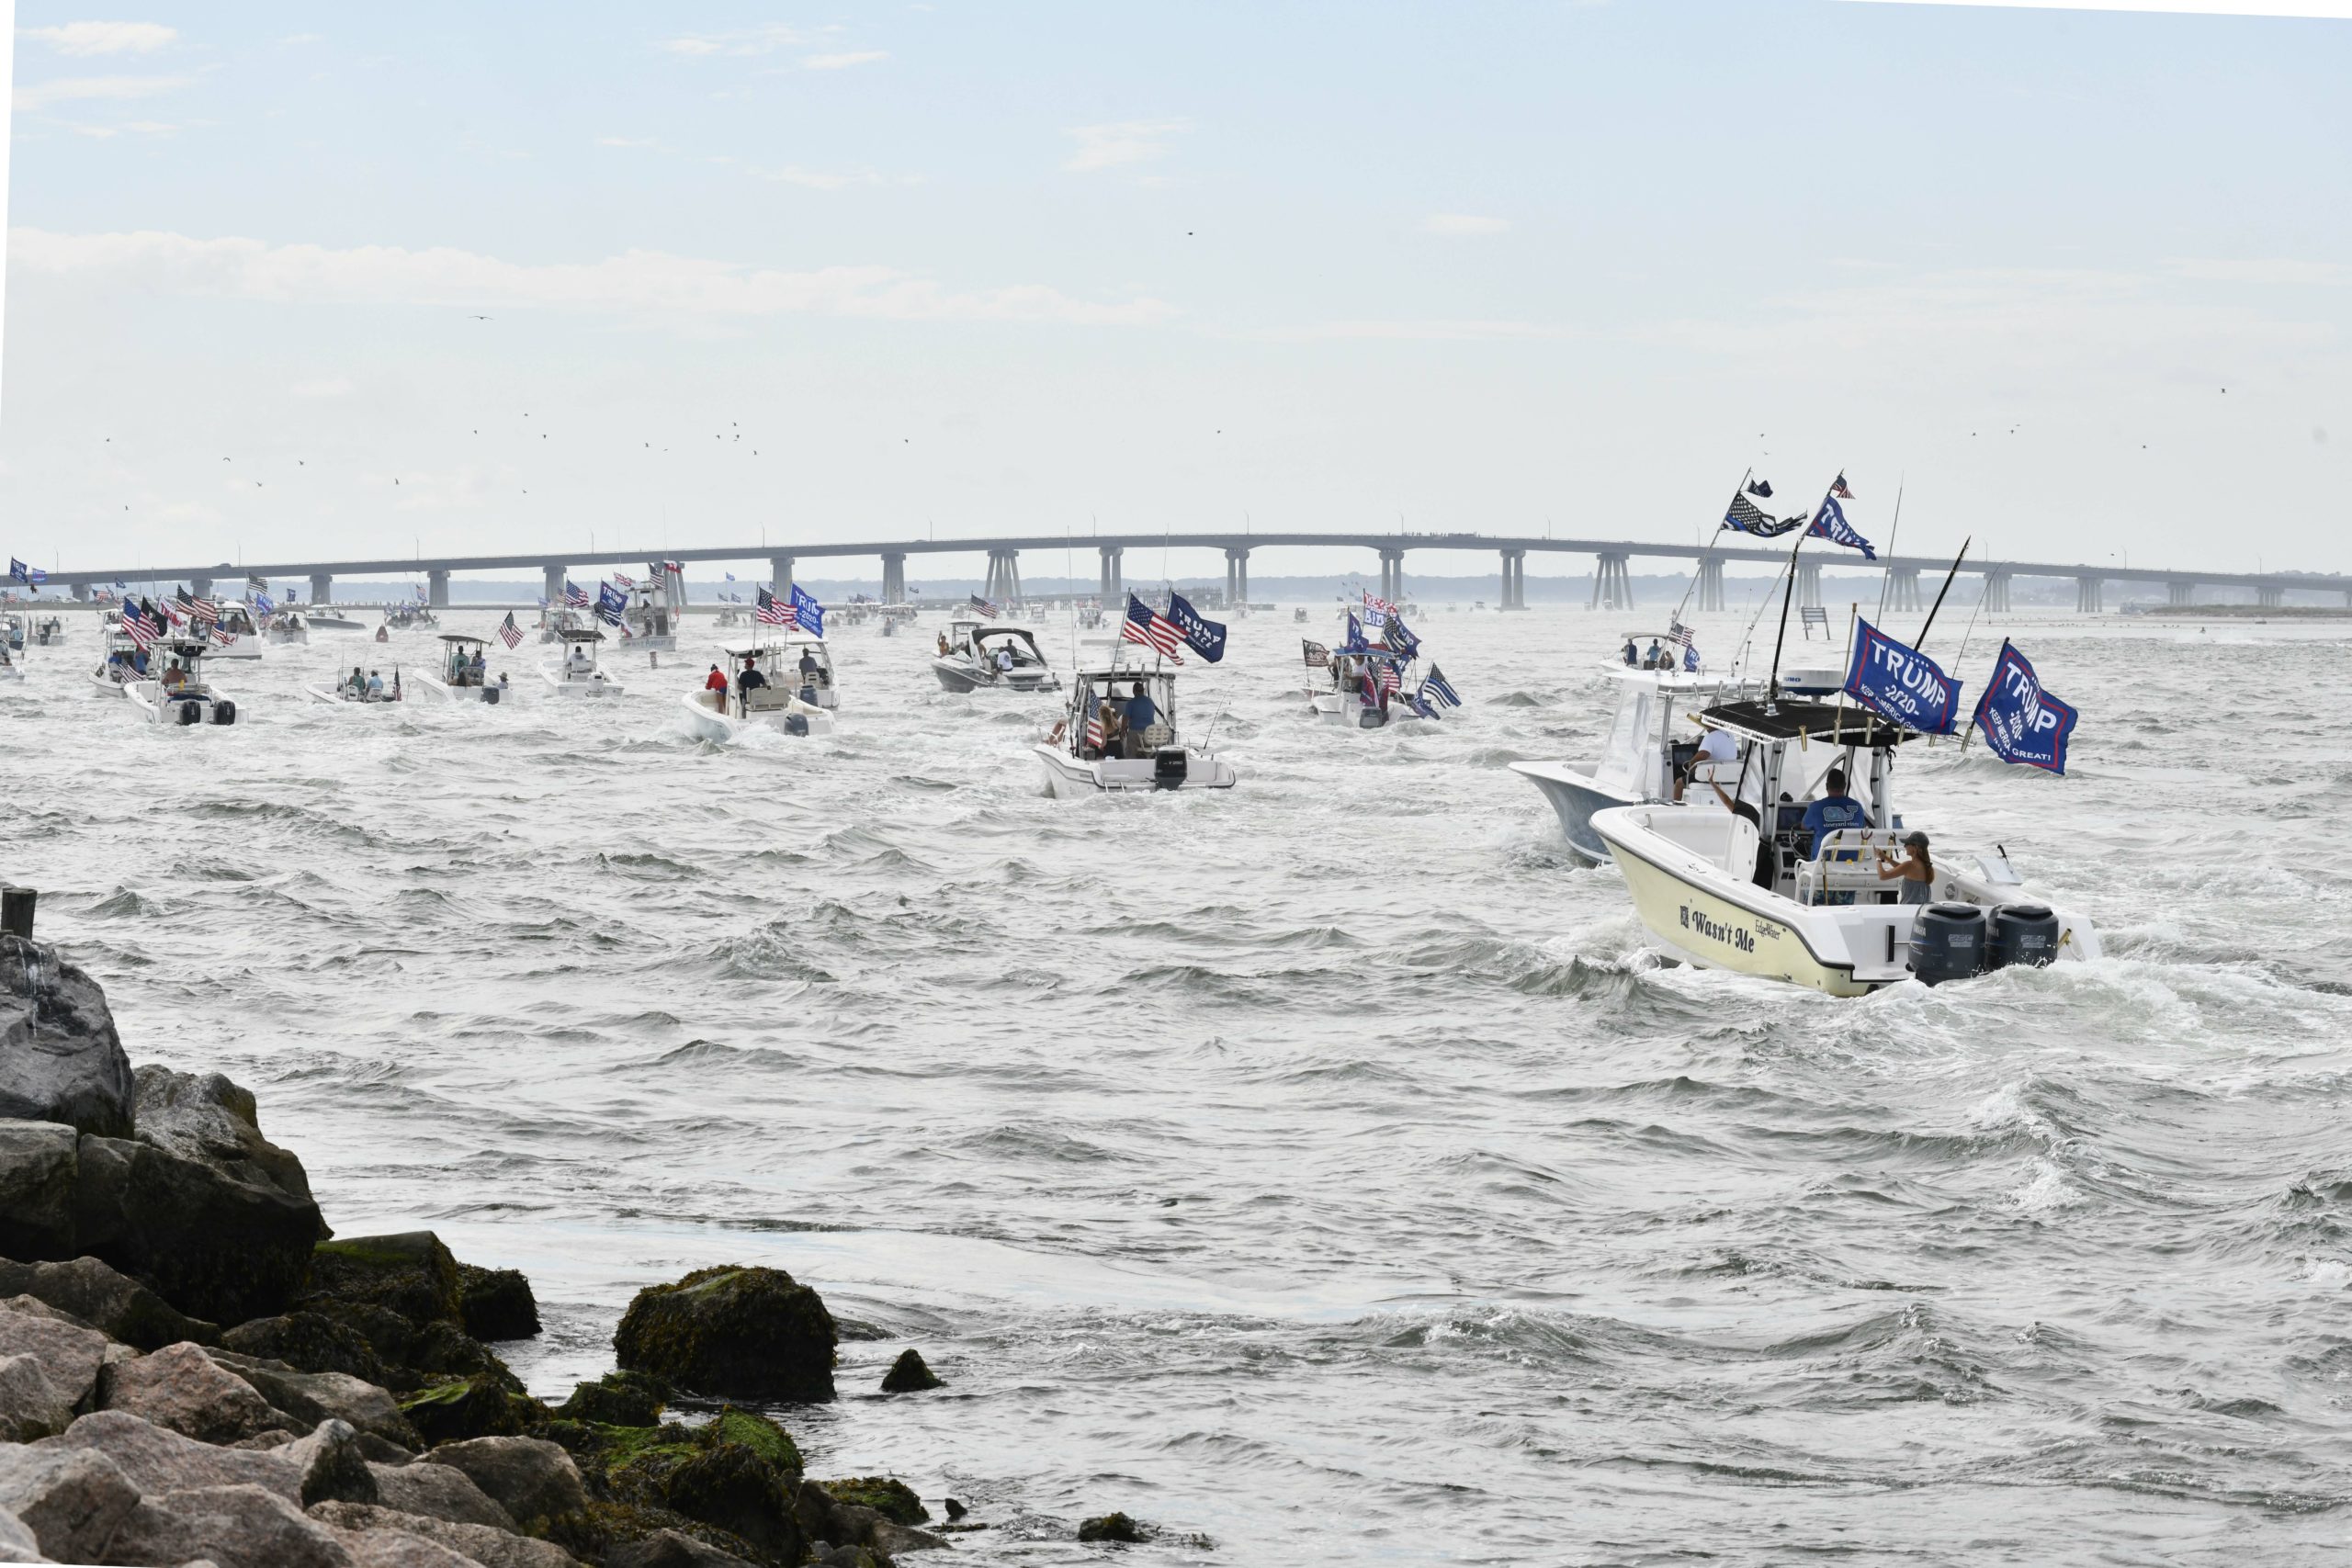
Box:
3 1 2347 584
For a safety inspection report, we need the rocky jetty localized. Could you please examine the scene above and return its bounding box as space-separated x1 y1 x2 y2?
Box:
0 935 986 1567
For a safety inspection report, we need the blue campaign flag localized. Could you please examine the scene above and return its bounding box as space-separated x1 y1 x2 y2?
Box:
1806 493 1876 559
595 582 627 625
1340 612 1370 654
1165 592 1226 662
1972 640 2078 773
790 581 825 636
724 571 736 581
1841 617 1962 734
253 592 276 615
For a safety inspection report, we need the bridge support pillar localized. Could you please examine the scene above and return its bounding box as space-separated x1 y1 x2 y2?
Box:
71 583 89 603
2168 580 2195 607
1983 570 2012 614
541 565 564 608
2076 575 2103 614
1499 549 1524 610
2257 584 2283 609
1886 567 1921 614
190 576 212 601
427 569 450 610
1224 547 1250 608
985 548 1021 606
770 555 795 601
1374 548 1404 604
881 552 906 604
1099 547 1123 604
1589 551 1633 609
1698 557 1725 614
1796 561 1823 612
312 572 334 607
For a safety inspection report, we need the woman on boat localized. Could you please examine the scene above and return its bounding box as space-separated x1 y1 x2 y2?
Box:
1876 831 1935 904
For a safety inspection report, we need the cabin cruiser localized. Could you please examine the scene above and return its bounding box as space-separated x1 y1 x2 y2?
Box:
205 603 265 660
542 627 624 697
413 635 506 703
1512 660 1753 864
1033 663 1238 797
1590 698 2099 995
306 605 367 632
932 619 1060 694
305 666 403 705
678 641 835 740
265 610 311 647
125 638 240 726
30 615 65 648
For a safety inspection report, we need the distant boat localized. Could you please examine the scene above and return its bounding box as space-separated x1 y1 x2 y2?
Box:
413 635 507 704
1034 660 1237 797
542 627 624 698
931 617 1060 694
123 638 241 727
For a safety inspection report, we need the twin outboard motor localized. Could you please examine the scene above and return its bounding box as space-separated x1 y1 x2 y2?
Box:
1987 904 2060 970
1152 746 1189 790
176 700 203 727
1908 903 1987 986
210 699 236 726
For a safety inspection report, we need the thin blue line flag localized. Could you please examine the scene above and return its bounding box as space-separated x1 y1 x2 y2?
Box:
1841 616 1962 735
1166 592 1227 662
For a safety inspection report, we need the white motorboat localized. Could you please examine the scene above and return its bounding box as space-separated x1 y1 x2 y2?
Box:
1307 648 1427 728
123 638 241 727
542 627 624 697
538 606 588 644
1513 651 1753 864
306 607 368 632
931 618 1059 694
1590 697 2099 996
29 615 66 648
1033 662 1238 797
383 604 438 634
203 603 265 660
673 644 837 742
0 614 22 652
89 624 147 697
304 674 405 706
413 634 511 703
264 610 311 647
623 569 684 652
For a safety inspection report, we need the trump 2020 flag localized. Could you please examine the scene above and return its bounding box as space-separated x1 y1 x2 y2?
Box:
595 582 627 626
790 582 825 637
1165 592 1226 662
1842 617 1962 735
1807 492 1876 560
1972 640 2078 773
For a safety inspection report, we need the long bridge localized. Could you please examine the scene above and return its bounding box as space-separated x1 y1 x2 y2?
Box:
31 531 2348 615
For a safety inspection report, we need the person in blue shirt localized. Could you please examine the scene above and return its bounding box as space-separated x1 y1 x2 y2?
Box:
1123 680 1159 734
1800 767 1871 856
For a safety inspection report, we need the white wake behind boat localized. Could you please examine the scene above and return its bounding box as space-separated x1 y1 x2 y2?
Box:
123 639 241 728
542 627 624 697
1590 698 2098 996
1033 662 1237 797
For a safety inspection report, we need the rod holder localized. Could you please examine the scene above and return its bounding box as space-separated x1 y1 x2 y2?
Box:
0 886 36 939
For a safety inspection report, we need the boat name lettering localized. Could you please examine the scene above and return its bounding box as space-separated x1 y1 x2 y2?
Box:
1679 904 1756 953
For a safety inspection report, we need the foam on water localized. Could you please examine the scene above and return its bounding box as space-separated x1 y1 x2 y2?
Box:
6 605 2350 1562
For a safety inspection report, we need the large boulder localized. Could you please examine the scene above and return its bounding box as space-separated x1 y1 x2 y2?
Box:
106 1482 356 1568
0 1122 79 1259
878 1348 941 1394
400 1375 541 1447
96 1339 287 1443
334 1524 483 1568
304 1234 460 1328
605 1529 759 1568
0 1508 40 1564
0 1442 141 1564
285 1419 379 1507
221 1312 390 1384
602 1411 803 1566
0 940 136 1138
422 1438 584 1536
555 1371 668 1427
207 1348 418 1449
368 1459 516 1529
0 1293 114 1406
308 1501 582 1568
39 1408 300 1498
613 1266 837 1403
132 1065 319 1213
456 1265 540 1342
0 1254 219 1349
0 1352 74 1441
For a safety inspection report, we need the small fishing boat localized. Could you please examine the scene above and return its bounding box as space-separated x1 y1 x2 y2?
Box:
306 606 367 632
0 614 22 652
30 615 66 648
1033 663 1238 797
677 641 835 740
124 638 240 727
304 667 404 706
1307 648 1426 728
1591 697 2099 995
383 604 438 633
931 617 1060 694
413 635 508 703
264 610 311 647
542 627 624 697
623 570 684 652
539 606 587 644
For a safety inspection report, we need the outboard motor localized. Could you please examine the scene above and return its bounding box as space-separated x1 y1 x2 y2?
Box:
481 685 501 705
799 684 819 705
210 699 237 726
176 700 203 727
1987 904 2061 970
783 715 809 738
1152 746 1189 790
1907 902 1987 986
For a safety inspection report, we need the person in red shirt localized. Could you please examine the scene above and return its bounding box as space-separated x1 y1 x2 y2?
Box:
704 663 728 705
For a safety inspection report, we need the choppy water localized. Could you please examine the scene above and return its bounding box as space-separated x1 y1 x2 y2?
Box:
5 603 2349 1565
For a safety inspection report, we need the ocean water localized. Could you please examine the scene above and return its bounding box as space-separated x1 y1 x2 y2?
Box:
4 602 2347 1565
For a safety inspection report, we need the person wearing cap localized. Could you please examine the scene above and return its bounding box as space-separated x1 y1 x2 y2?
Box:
367 669 385 699
1675 724 1738 802
1877 831 1935 904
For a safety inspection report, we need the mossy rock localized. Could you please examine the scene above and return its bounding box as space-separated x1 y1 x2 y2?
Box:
579 1497 770 1568
305 1232 462 1325
220 1311 391 1385
456 1263 541 1341
408 1319 526 1394
399 1374 545 1445
820 1475 927 1526
705 1408 800 1475
598 1410 808 1565
613 1265 837 1403
879 1347 942 1393
557 1370 670 1427
1079 1510 1147 1543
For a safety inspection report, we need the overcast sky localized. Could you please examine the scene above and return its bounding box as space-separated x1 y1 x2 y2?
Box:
3 1 2346 582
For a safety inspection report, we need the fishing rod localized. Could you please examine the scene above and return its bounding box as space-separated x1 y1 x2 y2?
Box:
1872 474 1905 625
1915 536 1973 648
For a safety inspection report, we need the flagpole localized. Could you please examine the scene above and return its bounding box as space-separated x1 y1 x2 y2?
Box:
1673 468 1749 628
1915 536 1973 647
1872 474 1905 625
1763 476 1833 710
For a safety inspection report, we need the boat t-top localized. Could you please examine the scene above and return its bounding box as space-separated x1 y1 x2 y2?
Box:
413 634 508 703
1589 697 2098 995
125 637 241 727
678 640 835 741
543 626 623 697
932 618 1060 694
1033 660 1238 797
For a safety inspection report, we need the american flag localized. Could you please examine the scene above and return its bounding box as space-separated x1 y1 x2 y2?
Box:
613 572 636 588
754 587 790 626
1083 710 1105 751
1378 660 1402 695
180 591 218 627
968 593 999 619
565 581 590 607
121 603 158 649
163 599 186 628
660 559 684 574
1121 593 1183 661
246 574 267 595
210 623 237 647
497 612 524 649
1668 620 1694 649
1829 473 1855 500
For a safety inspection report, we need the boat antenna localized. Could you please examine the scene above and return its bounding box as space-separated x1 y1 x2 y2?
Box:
1872 472 1905 625
1915 536 1973 648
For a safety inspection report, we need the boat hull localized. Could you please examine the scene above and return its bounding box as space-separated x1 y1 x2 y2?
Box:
413 674 503 703
933 658 1057 694
541 668 624 698
677 690 833 739
1509 761 1637 865
206 638 263 660
1307 693 1419 729
127 682 240 727
1032 743 1237 799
